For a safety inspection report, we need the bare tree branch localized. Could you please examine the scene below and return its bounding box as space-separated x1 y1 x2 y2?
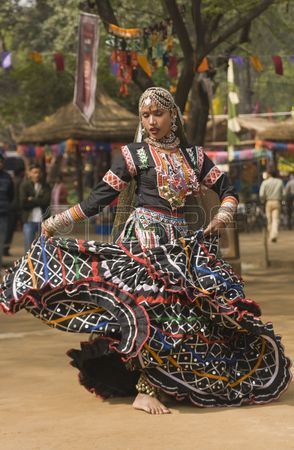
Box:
206 0 274 55
192 0 204 54
162 0 193 59
162 0 194 111
206 13 223 44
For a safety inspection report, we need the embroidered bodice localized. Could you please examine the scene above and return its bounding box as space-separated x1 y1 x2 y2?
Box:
148 146 198 209
79 143 237 218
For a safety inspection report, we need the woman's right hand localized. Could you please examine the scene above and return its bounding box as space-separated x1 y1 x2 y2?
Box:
41 223 54 238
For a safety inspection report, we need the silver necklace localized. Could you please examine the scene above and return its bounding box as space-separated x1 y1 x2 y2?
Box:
144 133 180 149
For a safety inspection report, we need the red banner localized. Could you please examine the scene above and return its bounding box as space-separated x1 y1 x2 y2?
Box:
74 12 100 122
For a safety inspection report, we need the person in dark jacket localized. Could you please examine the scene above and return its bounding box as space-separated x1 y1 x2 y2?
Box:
0 152 14 271
3 167 25 256
19 164 51 252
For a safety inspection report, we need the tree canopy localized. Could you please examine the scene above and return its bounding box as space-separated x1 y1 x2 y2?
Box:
0 0 293 144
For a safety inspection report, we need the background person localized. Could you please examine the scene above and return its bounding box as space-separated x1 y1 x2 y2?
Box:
0 152 14 271
3 167 25 257
259 169 284 242
19 164 51 252
50 174 68 216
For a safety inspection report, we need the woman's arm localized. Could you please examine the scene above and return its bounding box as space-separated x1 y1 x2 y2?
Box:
198 150 238 235
42 150 133 236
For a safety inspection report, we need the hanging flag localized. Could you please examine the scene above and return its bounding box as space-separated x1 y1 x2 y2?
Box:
29 51 42 63
231 56 244 65
197 57 209 73
250 55 263 72
227 58 240 162
168 55 178 78
1 51 12 69
108 23 142 38
272 55 283 75
74 12 100 122
137 54 152 76
53 52 65 71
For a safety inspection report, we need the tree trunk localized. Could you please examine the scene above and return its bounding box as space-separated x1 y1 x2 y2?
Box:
186 76 210 146
237 58 253 115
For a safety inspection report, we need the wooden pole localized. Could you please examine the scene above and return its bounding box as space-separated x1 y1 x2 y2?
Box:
75 144 84 202
262 216 270 267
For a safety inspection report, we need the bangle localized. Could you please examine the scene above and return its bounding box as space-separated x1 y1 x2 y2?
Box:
42 204 87 234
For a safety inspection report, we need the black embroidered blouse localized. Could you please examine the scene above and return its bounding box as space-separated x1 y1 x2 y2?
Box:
79 143 238 218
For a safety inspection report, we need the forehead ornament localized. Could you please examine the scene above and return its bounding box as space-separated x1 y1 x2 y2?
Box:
144 97 152 106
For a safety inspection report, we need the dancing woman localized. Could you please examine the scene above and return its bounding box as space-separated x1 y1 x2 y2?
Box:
0 87 291 414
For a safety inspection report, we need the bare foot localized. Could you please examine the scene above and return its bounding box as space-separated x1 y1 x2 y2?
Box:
132 393 171 414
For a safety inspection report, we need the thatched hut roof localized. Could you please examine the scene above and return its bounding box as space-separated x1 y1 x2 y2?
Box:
205 116 271 143
17 91 138 144
256 119 294 142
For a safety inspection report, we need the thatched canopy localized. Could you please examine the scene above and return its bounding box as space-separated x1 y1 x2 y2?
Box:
256 119 294 142
205 116 271 143
17 91 138 144
205 117 271 143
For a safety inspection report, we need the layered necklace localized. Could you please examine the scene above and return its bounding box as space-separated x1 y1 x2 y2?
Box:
144 132 180 150
149 145 197 209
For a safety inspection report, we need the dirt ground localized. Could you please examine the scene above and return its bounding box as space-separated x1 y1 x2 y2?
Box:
0 230 293 450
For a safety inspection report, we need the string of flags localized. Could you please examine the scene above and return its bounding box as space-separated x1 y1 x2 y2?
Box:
16 139 119 162
1 15 293 98
0 50 66 71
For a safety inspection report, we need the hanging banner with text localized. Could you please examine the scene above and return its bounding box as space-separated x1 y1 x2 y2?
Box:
74 12 100 122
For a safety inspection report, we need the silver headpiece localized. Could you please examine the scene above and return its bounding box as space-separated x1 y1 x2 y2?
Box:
139 87 176 113
138 87 184 149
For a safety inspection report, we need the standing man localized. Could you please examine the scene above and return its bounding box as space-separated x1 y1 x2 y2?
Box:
259 169 284 243
19 164 51 252
0 152 14 271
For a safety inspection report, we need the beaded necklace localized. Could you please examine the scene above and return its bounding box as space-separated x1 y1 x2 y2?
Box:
144 134 180 150
149 145 197 209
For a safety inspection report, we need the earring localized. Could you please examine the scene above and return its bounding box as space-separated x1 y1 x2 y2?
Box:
171 117 177 132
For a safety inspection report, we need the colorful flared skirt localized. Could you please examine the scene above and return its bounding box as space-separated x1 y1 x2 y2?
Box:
0 227 291 406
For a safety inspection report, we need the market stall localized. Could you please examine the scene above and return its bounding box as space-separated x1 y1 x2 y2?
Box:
16 90 138 202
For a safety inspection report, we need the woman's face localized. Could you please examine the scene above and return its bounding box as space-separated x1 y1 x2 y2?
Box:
140 103 172 140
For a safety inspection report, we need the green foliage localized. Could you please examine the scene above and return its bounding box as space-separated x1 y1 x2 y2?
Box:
0 0 293 143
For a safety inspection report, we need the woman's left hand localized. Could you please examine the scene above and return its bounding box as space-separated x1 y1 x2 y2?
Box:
204 219 226 236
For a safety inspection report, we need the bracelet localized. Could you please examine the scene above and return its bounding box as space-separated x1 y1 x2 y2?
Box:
214 208 234 225
136 373 158 397
213 196 238 226
42 204 87 234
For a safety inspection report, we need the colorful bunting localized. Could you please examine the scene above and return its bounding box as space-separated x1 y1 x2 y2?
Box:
206 148 271 164
167 55 178 78
108 24 142 38
250 55 263 72
197 57 209 73
255 140 294 153
29 51 43 63
231 56 244 65
137 53 152 77
53 52 65 71
1 51 12 69
17 140 121 159
272 55 283 75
